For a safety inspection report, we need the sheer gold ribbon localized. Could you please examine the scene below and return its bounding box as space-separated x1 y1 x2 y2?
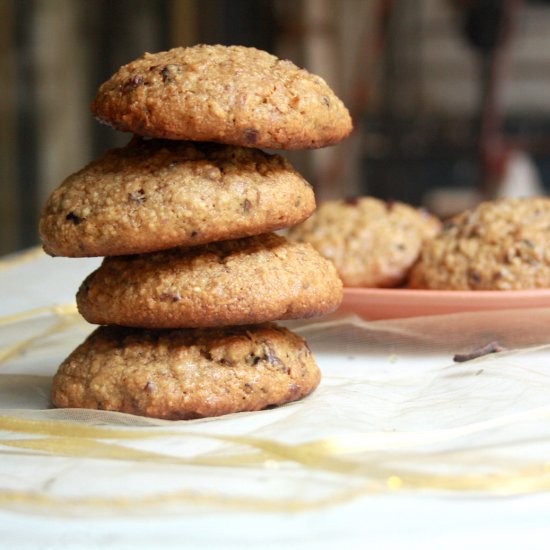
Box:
2 304 550 514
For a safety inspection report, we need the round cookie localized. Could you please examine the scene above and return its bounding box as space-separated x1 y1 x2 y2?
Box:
92 44 352 149
409 197 550 290
51 324 320 420
39 138 315 257
77 233 343 328
287 197 441 287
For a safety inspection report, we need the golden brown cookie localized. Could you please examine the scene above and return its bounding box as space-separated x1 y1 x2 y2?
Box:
287 197 441 287
51 323 320 420
39 138 315 257
92 44 352 149
77 233 343 328
409 197 550 290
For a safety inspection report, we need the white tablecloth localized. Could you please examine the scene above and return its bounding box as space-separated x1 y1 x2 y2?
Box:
2 249 550 549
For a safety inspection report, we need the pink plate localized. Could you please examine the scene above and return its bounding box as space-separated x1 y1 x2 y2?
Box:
339 287 550 320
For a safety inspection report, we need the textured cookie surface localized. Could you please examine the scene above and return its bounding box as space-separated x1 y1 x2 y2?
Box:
92 44 352 149
39 138 315 257
287 197 441 287
77 233 343 328
51 324 320 420
409 197 550 290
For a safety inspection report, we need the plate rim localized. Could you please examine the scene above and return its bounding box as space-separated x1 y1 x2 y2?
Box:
343 287 550 300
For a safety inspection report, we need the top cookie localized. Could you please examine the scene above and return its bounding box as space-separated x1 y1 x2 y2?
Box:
92 44 352 149
287 197 441 287
409 197 550 290
39 138 315 257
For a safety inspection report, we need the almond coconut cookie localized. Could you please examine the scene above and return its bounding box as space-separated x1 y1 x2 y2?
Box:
92 44 352 149
51 323 320 420
287 197 441 287
40 138 315 257
409 197 550 290
77 233 343 328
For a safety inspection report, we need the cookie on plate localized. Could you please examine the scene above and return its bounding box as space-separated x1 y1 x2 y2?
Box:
287 197 441 287
92 44 352 149
77 233 343 328
39 138 315 257
51 323 320 420
409 197 550 290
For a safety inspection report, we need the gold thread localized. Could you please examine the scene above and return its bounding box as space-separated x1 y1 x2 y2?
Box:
0 464 548 516
0 303 78 327
0 437 265 467
1 422 550 496
0 314 81 364
0 483 373 515
0 247 45 272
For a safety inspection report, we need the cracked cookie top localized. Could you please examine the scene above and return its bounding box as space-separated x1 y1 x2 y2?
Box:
409 197 550 290
91 44 352 149
76 233 343 328
39 137 315 257
288 197 441 288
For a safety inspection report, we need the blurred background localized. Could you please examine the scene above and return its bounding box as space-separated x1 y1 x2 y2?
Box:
1 0 550 256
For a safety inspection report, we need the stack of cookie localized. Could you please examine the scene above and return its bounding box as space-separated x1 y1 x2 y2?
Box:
39 44 352 419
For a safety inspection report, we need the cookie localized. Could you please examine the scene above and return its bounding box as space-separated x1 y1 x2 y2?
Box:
409 197 550 290
51 323 320 419
287 197 441 287
76 233 343 328
91 44 352 149
39 138 315 257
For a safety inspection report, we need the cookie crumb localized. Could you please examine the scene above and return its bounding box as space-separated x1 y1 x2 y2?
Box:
453 341 507 363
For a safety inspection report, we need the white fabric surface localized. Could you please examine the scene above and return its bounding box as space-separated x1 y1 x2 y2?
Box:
2 249 550 549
